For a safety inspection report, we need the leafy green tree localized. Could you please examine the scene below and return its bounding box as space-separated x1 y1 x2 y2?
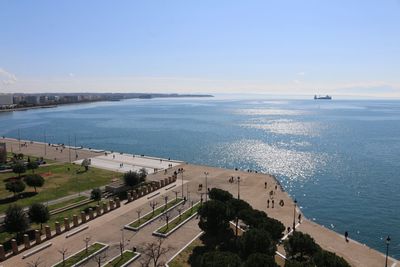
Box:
4 204 29 236
28 203 50 229
240 228 276 258
6 179 26 197
27 161 39 173
198 251 242 267
24 174 45 192
313 250 350 267
285 260 315 267
284 231 320 261
198 200 230 235
139 168 147 182
209 188 233 202
123 171 141 188
244 253 277 267
91 188 102 204
12 162 26 178
81 158 91 171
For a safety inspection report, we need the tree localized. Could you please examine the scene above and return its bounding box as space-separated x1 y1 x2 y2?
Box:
123 171 141 188
198 200 230 236
140 237 172 267
91 188 102 204
284 231 320 261
198 251 242 267
6 179 26 197
4 204 29 236
81 158 91 171
12 162 26 178
244 253 277 267
139 167 147 182
28 203 50 230
312 250 350 267
209 188 233 202
27 161 39 174
240 228 276 258
24 174 45 192
57 247 68 267
92 251 108 267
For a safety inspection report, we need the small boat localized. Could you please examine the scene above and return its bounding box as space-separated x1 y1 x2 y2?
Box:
314 95 332 100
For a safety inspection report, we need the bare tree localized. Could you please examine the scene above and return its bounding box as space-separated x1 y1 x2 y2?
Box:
163 196 168 211
136 208 143 224
177 207 183 221
83 235 91 254
92 251 108 267
139 237 172 267
149 201 158 216
160 211 171 230
172 190 179 202
26 257 42 267
57 247 69 266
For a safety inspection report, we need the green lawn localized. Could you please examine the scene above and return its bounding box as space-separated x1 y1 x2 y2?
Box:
0 163 121 214
156 202 200 234
168 237 203 267
53 242 106 267
48 195 88 211
129 198 183 228
104 250 139 267
0 200 97 244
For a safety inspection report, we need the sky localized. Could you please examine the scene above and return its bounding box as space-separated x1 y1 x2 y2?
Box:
1 0 400 98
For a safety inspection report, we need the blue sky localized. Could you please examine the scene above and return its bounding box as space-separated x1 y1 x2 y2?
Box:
1 0 400 97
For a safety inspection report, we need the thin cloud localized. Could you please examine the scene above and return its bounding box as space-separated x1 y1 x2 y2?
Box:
0 68 17 85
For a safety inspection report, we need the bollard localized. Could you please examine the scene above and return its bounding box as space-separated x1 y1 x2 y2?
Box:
81 211 86 223
102 202 108 213
73 215 79 227
96 205 101 217
115 197 121 208
89 208 94 220
24 234 30 249
55 222 61 235
35 230 41 244
11 239 18 255
0 245 5 261
64 218 70 231
45 226 52 239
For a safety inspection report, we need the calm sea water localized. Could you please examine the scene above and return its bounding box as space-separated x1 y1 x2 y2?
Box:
0 97 399 258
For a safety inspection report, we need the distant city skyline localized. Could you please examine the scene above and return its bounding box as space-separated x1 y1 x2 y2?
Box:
1 1 400 98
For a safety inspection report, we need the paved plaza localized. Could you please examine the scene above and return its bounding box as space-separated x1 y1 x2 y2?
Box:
75 153 183 174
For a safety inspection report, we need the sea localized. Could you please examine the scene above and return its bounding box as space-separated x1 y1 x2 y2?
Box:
0 96 399 258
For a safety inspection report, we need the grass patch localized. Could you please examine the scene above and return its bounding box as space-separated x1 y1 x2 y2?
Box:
129 198 183 228
0 163 121 214
53 242 106 267
168 238 204 267
103 250 139 267
48 195 88 211
156 202 200 234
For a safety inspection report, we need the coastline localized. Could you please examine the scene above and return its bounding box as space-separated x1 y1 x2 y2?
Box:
0 137 398 266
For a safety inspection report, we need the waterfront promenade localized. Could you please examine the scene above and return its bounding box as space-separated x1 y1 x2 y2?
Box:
0 138 398 266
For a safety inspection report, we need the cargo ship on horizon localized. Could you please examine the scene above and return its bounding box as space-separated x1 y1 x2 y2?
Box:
314 94 332 100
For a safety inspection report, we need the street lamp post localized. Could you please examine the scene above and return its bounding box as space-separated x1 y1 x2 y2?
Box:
204 172 209 201
181 169 185 199
385 235 391 267
293 199 297 232
237 176 240 200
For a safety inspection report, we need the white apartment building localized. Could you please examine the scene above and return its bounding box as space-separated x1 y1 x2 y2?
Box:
0 94 13 106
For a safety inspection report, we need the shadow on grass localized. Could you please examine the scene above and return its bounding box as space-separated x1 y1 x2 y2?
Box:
0 192 38 204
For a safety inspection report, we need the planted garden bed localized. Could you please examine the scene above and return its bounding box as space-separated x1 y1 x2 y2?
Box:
102 250 140 267
52 242 108 267
153 201 201 237
124 198 184 231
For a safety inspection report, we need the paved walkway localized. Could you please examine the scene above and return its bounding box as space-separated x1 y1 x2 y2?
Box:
0 139 398 266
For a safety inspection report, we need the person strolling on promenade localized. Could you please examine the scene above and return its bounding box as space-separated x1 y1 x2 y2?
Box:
345 231 349 242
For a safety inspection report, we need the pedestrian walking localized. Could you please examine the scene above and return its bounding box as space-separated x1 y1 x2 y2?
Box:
345 231 349 242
